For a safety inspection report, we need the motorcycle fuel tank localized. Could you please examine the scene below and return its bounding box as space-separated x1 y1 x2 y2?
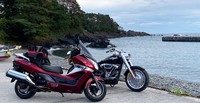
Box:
99 55 122 64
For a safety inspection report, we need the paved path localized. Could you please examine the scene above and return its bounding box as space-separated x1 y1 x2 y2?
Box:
1 58 200 103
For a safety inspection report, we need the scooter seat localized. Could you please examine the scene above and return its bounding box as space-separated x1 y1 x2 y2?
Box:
41 65 63 74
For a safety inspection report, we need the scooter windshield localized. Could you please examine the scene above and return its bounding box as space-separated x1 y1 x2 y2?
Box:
78 40 97 62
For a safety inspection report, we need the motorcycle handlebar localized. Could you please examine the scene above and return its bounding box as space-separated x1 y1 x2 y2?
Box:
106 48 118 53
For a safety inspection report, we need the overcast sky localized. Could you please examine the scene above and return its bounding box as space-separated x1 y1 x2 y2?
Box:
76 0 200 34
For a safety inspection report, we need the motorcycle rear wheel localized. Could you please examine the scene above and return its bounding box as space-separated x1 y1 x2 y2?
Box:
84 81 106 102
125 67 149 92
15 81 36 99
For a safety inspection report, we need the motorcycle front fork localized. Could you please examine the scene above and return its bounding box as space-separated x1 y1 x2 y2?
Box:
126 60 136 78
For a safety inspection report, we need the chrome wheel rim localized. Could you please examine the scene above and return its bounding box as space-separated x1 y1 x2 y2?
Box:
127 69 146 89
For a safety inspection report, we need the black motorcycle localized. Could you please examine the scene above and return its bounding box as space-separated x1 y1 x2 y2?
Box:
94 48 149 92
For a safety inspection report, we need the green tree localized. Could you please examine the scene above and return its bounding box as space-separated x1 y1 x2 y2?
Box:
0 0 72 44
80 13 120 33
0 0 122 45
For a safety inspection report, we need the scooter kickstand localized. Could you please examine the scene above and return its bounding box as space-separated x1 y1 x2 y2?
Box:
60 92 64 97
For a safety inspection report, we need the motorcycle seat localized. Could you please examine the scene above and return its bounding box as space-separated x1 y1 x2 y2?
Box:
41 65 63 74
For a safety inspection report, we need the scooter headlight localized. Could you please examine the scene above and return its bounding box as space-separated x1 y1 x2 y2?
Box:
88 58 99 70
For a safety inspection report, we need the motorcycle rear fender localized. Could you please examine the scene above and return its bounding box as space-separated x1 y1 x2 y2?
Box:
84 76 104 89
124 66 145 76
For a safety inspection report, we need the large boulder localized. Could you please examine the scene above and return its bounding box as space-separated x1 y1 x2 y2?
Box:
87 39 116 48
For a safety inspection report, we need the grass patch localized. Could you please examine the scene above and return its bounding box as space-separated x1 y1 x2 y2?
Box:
170 88 190 96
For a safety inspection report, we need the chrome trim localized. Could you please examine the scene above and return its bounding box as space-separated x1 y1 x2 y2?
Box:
6 69 35 85
85 67 94 72
14 53 30 61
100 63 119 70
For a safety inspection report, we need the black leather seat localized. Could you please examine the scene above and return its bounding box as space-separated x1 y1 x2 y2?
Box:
41 65 63 74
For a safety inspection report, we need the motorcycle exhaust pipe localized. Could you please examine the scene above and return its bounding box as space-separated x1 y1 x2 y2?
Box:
6 69 35 86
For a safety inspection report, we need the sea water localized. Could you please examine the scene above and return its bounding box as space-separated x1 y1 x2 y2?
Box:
87 36 200 83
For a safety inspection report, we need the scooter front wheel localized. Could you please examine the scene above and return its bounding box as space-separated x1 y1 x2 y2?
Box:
125 67 149 92
84 81 106 102
15 81 36 99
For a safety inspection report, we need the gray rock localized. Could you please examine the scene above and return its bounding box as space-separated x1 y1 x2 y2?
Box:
120 74 200 97
149 74 200 97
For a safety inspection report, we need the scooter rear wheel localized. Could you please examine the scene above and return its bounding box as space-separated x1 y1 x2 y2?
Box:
15 81 36 99
84 81 106 102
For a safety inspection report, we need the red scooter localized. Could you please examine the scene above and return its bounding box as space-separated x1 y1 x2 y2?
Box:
6 40 106 102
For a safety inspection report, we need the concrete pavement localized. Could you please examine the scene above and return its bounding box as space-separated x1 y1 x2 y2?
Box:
0 58 200 103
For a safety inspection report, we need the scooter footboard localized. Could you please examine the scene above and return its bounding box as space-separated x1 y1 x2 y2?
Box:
84 76 104 89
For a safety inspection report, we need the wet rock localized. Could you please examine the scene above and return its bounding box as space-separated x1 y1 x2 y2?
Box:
87 39 116 48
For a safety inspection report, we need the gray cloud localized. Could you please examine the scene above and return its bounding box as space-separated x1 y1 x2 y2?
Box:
77 0 200 33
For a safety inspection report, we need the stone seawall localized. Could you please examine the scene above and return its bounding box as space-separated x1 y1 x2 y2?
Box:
162 36 200 42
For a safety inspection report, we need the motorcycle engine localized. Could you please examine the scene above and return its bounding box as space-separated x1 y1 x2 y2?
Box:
100 63 120 78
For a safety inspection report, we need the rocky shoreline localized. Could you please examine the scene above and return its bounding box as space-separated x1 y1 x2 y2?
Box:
57 31 150 48
49 55 200 98
120 74 200 98
148 74 200 97
58 31 150 46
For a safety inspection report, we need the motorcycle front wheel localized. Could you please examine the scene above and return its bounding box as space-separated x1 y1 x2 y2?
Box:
15 81 36 99
84 81 106 102
125 67 149 92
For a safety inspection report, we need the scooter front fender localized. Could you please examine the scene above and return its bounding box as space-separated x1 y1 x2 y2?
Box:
84 76 104 89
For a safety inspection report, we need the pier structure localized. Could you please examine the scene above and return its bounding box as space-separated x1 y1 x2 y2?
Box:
162 36 200 42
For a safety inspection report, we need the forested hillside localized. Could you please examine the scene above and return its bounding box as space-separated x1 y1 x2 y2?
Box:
0 0 121 45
